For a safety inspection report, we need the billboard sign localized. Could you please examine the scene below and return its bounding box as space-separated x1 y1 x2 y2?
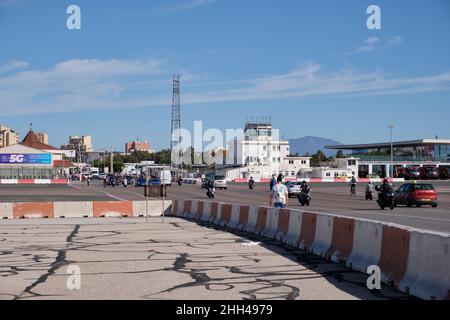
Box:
0 153 52 164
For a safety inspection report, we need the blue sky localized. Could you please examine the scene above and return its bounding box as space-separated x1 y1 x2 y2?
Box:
0 0 449 151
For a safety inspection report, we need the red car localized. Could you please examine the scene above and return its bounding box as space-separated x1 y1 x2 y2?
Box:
394 183 438 208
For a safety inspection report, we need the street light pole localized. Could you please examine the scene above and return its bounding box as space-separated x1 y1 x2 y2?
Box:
389 125 395 177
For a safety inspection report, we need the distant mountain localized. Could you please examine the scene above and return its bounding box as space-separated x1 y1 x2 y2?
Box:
288 136 343 157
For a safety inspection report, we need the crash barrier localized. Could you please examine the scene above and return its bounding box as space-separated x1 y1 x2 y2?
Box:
0 179 68 185
171 199 450 300
0 200 172 219
233 178 405 183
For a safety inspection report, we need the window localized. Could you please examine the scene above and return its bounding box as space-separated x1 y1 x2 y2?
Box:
326 172 331 177
301 160 306 165
289 160 294 164
348 160 356 166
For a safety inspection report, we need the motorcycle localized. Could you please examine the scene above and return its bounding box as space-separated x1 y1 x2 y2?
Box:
178 178 183 186
375 186 395 210
206 187 215 199
298 189 311 206
365 190 373 201
249 180 255 190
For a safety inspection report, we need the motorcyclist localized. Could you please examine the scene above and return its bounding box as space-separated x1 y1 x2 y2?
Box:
366 181 374 193
300 180 311 195
123 176 128 188
206 178 215 198
379 179 393 199
350 176 357 195
178 176 183 186
249 177 255 189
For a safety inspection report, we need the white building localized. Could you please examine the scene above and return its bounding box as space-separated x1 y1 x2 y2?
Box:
223 122 311 179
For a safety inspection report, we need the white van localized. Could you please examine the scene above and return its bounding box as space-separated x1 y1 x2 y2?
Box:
159 170 172 186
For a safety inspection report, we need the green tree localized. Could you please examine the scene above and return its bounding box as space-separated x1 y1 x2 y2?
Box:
336 150 345 158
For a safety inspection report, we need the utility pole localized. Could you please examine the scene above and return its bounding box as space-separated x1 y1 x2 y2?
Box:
110 145 114 175
389 124 394 178
171 75 181 169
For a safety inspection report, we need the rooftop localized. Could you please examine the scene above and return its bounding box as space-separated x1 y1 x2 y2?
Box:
326 139 450 150
20 130 58 150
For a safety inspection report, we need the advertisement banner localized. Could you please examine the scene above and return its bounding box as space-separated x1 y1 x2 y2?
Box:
0 154 52 164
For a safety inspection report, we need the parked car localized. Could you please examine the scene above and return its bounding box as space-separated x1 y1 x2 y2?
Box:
438 167 449 180
285 181 302 198
99 173 107 180
135 177 148 187
213 175 228 190
367 173 381 179
394 183 438 208
396 167 421 180
419 167 439 180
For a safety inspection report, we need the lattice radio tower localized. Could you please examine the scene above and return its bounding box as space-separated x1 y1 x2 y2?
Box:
170 75 181 168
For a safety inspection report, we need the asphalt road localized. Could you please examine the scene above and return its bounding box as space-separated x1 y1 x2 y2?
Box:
0 217 412 300
0 180 449 233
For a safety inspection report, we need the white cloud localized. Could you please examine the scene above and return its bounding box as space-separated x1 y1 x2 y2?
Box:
0 59 29 73
389 36 403 46
365 36 379 46
343 35 402 56
156 0 216 14
0 58 449 116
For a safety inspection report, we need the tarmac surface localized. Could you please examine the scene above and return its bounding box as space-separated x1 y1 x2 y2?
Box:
0 217 413 300
0 180 449 232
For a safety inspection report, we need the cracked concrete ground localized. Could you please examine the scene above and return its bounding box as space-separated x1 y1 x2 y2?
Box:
0 217 413 300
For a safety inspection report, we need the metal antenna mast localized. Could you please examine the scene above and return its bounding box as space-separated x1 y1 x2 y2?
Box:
170 75 181 168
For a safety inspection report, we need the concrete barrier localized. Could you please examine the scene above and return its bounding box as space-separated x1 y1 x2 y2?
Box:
399 230 450 300
326 217 355 263
0 179 68 185
171 200 450 300
54 201 93 218
298 212 317 251
379 225 410 288
0 203 13 219
13 202 54 218
347 220 382 272
310 214 334 257
132 200 172 217
283 210 302 247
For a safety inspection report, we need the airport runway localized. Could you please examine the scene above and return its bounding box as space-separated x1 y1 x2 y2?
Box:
0 181 449 233
0 217 412 300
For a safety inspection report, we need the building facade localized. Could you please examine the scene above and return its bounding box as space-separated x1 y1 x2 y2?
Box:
327 139 450 178
0 130 67 179
0 125 19 148
125 140 153 154
36 132 49 145
222 122 311 179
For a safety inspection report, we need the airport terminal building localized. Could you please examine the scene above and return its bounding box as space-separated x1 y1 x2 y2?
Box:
326 139 450 178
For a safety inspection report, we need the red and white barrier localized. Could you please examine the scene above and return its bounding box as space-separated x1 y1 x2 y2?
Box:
232 178 405 183
0 200 171 219
170 199 450 300
0 179 68 185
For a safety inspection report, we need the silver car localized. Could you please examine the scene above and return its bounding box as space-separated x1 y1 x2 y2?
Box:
213 175 228 190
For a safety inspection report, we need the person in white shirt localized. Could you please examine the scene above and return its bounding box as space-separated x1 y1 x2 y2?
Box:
269 174 288 208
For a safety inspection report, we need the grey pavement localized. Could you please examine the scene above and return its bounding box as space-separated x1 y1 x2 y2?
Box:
0 218 413 300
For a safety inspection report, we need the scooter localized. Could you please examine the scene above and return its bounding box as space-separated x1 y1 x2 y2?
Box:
206 187 215 199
